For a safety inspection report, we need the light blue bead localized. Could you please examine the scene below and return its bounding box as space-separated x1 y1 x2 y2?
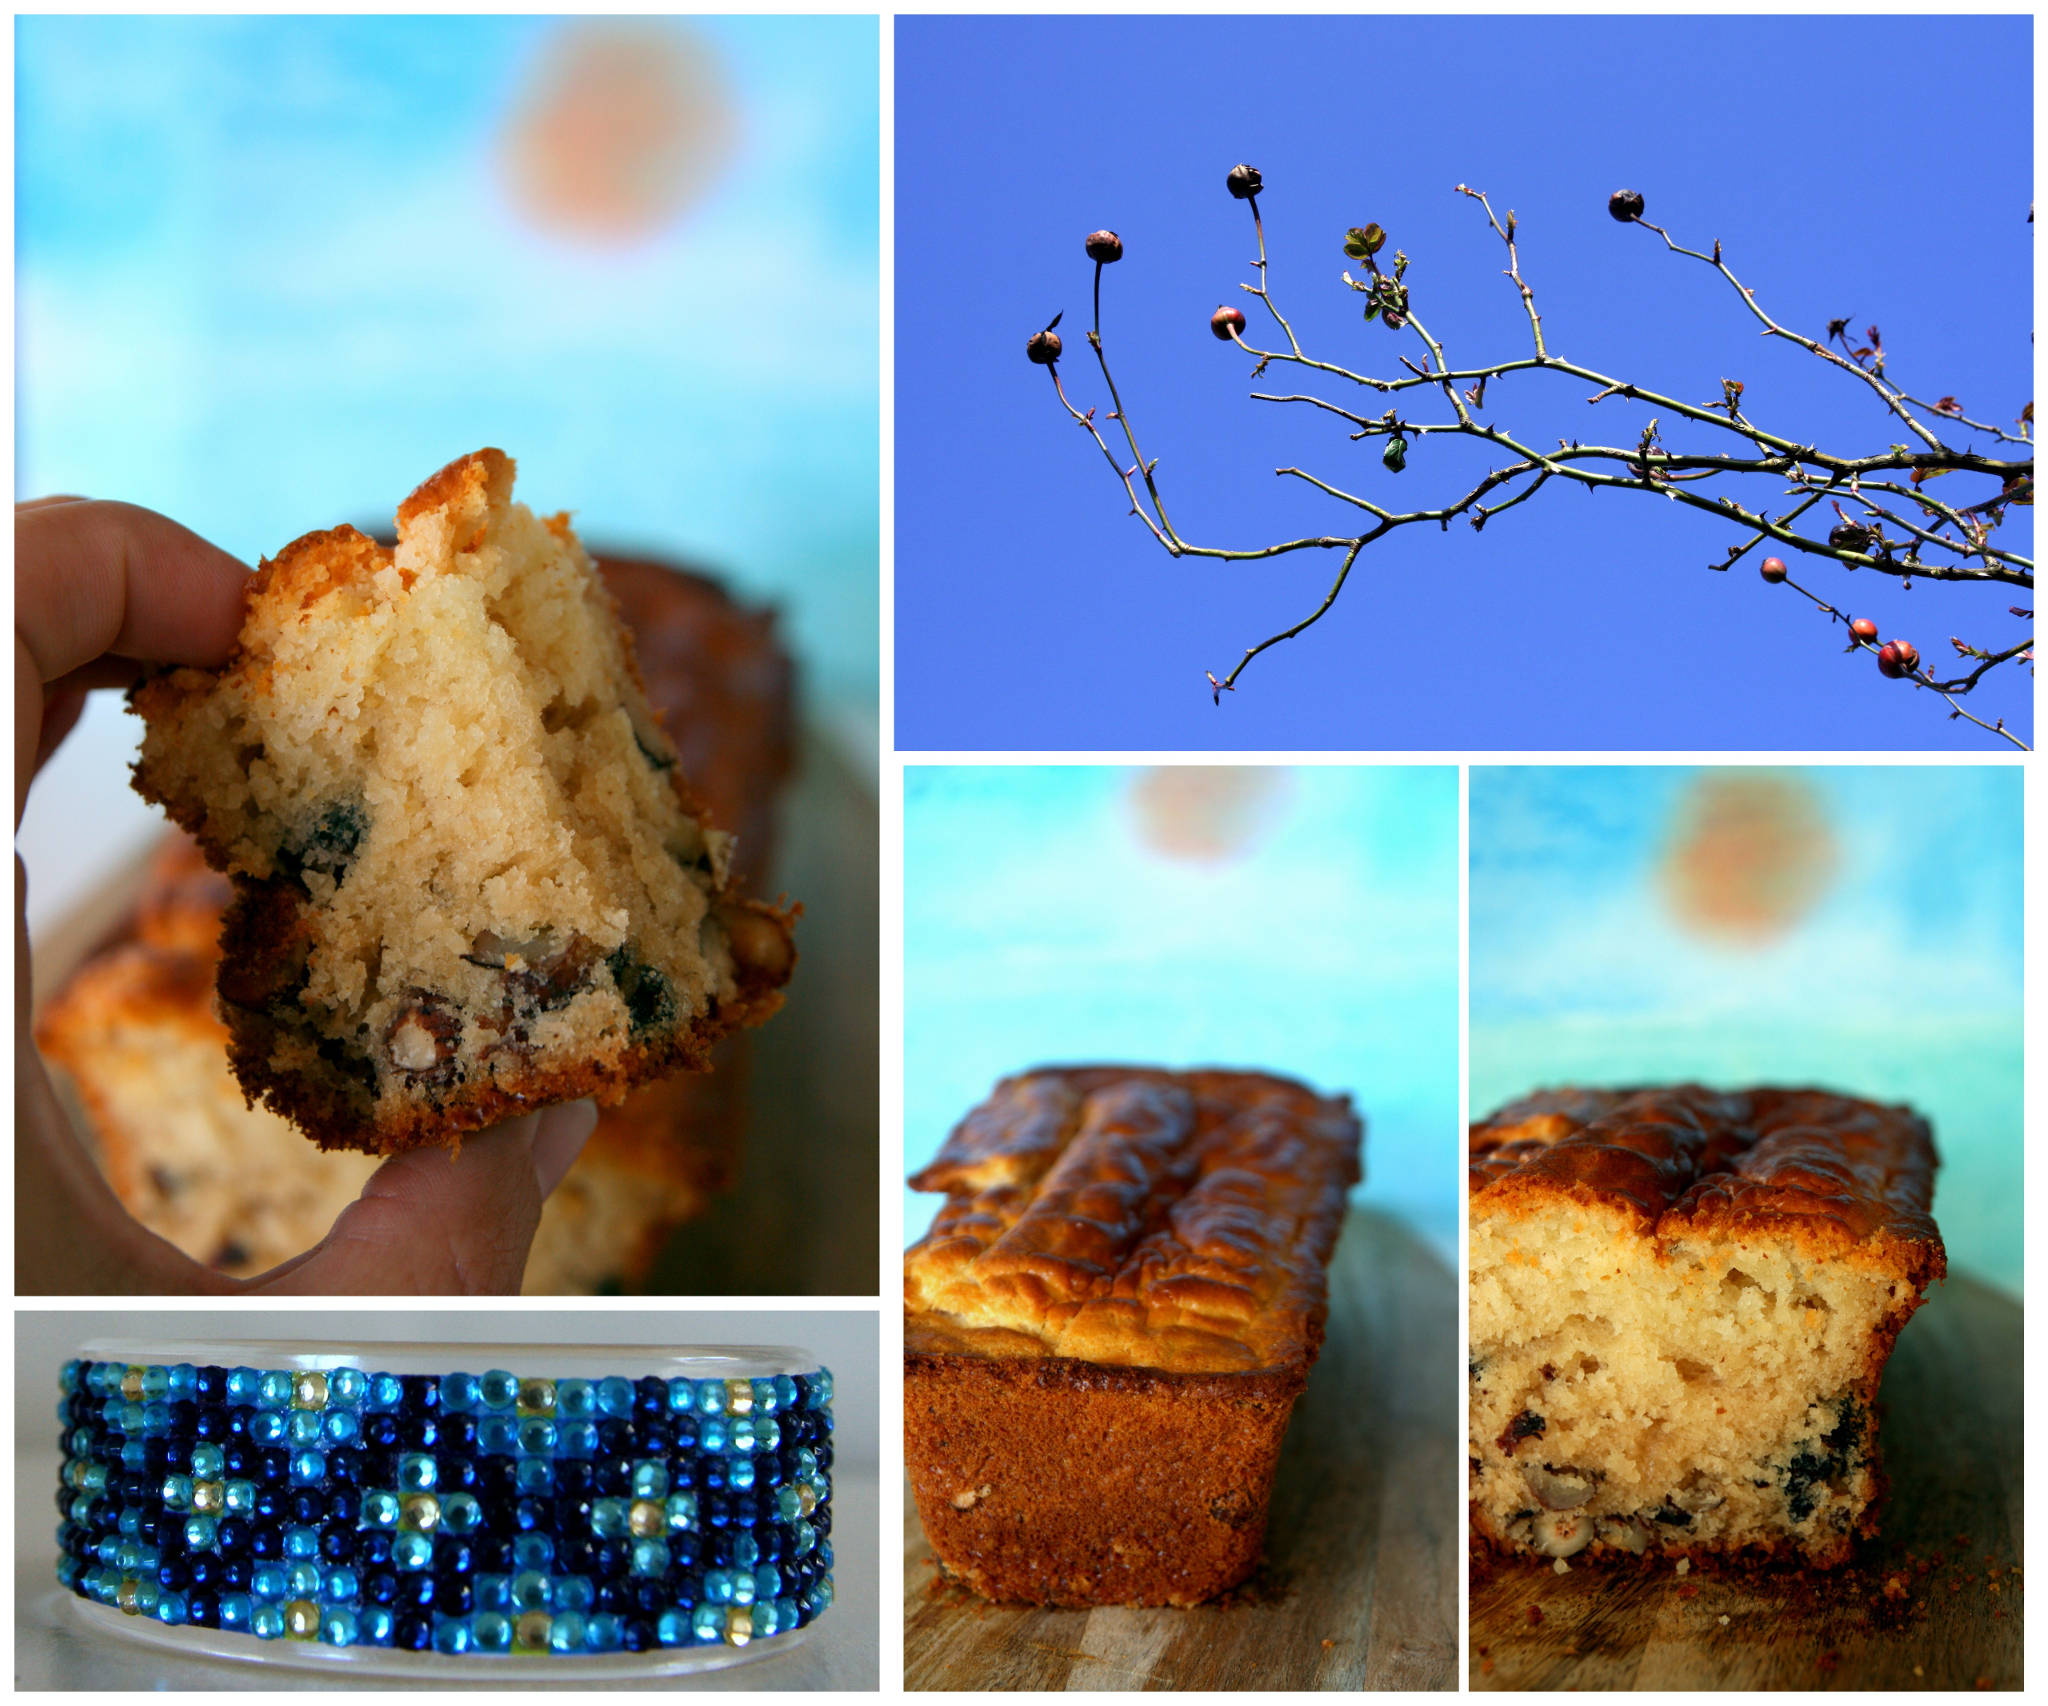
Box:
157 1590 189 1626
329 1368 367 1406
360 1491 400 1529
754 1563 782 1600
512 1533 554 1570
511 1570 550 1611
597 1378 633 1417
398 1454 436 1491
809 1368 833 1408
695 1380 727 1416
139 1366 170 1399
816 1574 834 1609
132 1578 161 1613
225 1480 256 1513
730 1533 757 1568
478 1417 518 1455
362 1606 394 1645
700 1417 728 1452
166 1365 198 1400
249 1412 286 1446
289 1451 326 1485
141 1402 172 1435
666 1492 698 1531
657 1607 692 1645
440 1373 480 1413
591 1500 628 1538
287 1561 322 1599
324 1567 359 1603
772 1375 798 1412
392 1532 433 1571
321 1606 359 1647
559 1421 598 1457
480 1370 519 1411
585 1613 623 1653
553 1575 593 1612
473 1574 509 1613
253 1564 288 1600
162 1474 194 1510
518 1418 557 1454
730 1418 757 1455
226 1369 263 1405
284 1526 320 1561
288 1412 323 1448
322 1411 360 1445
555 1379 595 1419
755 1417 781 1452
729 1457 756 1490
752 1378 778 1415
794 1520 816 1555
691 1603 723 1642
433 1619 473 1655
218 1592 251 1631
549 1610 587 1653
438 1493 480 1533
666 1378 695 1413
704 1567 733 1604
473 1612 512 1653
368 1373 404 1410
629 1538 669 1577
258 1371 293 1409
190 1444 224 1479
631 1461 667 1498
184 1516 217 1551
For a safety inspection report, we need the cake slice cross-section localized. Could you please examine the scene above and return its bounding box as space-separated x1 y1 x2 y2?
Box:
128 449 794 1153
1468 1085 1944 1567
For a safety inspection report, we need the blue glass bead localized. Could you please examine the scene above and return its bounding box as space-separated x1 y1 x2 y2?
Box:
691 1603 723 1643
591 1499 627 1539
162 1474 193 1510
165 1365 198 1401
586 1612 624 1652
700 1418 728 1453
432 1617 473 1655
773 1375 797 1413
247 1412 286 1446
755 1562 782 1600
284 1526 319 1561
289 1452 326 1486
218 1591 251 1631
511 1570 550 1612
554 1379 594 1419
478 1417 518 1455
392 1532 433 1571
704 1567 733 1604
138 1367 170 1401
480 1371 519 1411
512 1533 554 1570
754 1599 780 1638
225 1370 261 1405
224 1480 255 1514
730 1418 757 1455
729 1458 756 1490
184 1517 217 1552
550 1610 587 1653
657 1606 692 1645
730 1533 758 1568
329 1369 367 1407
324 1567 359 1603
473 1573 509 1613
157 1589 189 1626
438 1373 478 1413
321 1606 359 1647
553 1574 593 1612
437 1492 479 1535
631 1461 668 1499
559 1421 598 1458
322 1411 360 1446
397 1454 436 1492
253 1563 288 1599
190 1444 224 1479
368 1374 404 1411
362 1605 394 1646
471 1610 511 1652
393 1611 433 1650
597 1378 634 1418
695 1380 727 1417
287 1561 321 1598
257 1372 293 1410
775 1594 799 1632
287 1412 322 1448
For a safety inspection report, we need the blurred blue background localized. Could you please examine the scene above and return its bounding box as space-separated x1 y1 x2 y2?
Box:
17 14 877 929
1471 765 2023 1294
904 765 1459 1252
896 15 2032 750
18 13 877 711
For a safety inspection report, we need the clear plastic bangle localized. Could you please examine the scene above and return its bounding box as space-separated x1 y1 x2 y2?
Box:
55 1339 834 1679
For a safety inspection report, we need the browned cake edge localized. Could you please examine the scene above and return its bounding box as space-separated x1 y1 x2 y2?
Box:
906 1350 1306 1607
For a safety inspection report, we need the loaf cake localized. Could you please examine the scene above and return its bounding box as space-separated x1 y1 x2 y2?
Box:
904 1067 1362 1606
1468 1085 1945 1567
128 449 794 1152
39 550 794 1292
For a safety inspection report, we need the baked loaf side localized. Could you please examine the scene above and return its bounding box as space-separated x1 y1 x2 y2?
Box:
905 1066 1362 1606
129 450 794 1152
1468 1085 1945 1567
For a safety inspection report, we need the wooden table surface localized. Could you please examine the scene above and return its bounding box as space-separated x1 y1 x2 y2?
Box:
1470 1273 2023 1691
904 1206 1458 1691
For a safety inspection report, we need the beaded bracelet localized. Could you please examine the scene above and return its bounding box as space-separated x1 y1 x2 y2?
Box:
56 1343 833 1672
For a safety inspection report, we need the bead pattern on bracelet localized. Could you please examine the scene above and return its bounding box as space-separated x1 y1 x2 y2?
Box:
57 1360 835 1656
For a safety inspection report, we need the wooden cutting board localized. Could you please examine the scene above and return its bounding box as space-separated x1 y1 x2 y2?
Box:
903 1206 1458 1691
1470 1273 2023 1690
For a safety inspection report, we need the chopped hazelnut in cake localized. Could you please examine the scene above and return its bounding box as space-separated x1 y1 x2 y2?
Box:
1467 1085 1944 1567
128 449 794 1152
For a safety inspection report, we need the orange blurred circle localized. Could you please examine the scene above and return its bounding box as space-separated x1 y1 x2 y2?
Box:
1658 772 1838 944
1127 767 1290 865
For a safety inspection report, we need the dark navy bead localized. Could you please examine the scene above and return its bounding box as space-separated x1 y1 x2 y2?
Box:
359 1532 394 1567
320 1526 355 1563
393 1612 434 1651
215 1517 250 1555
290 1491 324 1525
433 1539 473 1578
193 1368 228 1404
396 1376 440 1416
402 1417 439 1451
364 1570 400 1606
472 1533 513 1573
364 1415 401 1449
622 1616 655 1652
433 1577 472 1615
220 1558 251 1590
634 1379 668 1418
440 1415 478 1454
157 1559 192 1591
248 1525 282 1560
185 1587 218 1626
325 1448 365 1487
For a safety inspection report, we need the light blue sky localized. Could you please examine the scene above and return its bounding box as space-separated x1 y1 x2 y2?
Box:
17 14 878 710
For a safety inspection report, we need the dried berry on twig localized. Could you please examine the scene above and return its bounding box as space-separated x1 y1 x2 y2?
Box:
1609 189 1645 222
1085 230 1123 264
1226 163 1262 201
1211 305 1247 341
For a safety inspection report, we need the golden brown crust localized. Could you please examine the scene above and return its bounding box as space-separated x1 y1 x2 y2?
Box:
906 1066 1361 1375
906 1349 1304 1606
1469 1085 1945 1287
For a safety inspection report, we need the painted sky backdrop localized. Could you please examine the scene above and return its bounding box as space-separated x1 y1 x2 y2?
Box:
903 765 1459 1253
896 14 2032 751
17 14 878 926
1471 765 2024 1294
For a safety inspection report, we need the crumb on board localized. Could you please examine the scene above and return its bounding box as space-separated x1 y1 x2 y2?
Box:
1718 1614 1730 1626
1524 1605 1545 1627
1552 1558 1569 1576
1675 1558 1691 1577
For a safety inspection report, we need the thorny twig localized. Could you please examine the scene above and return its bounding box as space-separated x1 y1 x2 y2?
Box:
1033 170 2033 745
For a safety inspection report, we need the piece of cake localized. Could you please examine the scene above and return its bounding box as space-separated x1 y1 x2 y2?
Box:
1467 1085 1945 1567
128 449 794 1152
904 1066 1362 1606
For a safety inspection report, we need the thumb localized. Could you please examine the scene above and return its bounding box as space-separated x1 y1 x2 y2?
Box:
253 1099 598 1295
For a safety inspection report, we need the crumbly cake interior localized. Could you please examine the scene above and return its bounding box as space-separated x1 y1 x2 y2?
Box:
1469 1202 1900 1561
131 451 789 1147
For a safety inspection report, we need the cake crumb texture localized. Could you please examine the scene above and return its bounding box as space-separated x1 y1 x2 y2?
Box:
129 450 794 1152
